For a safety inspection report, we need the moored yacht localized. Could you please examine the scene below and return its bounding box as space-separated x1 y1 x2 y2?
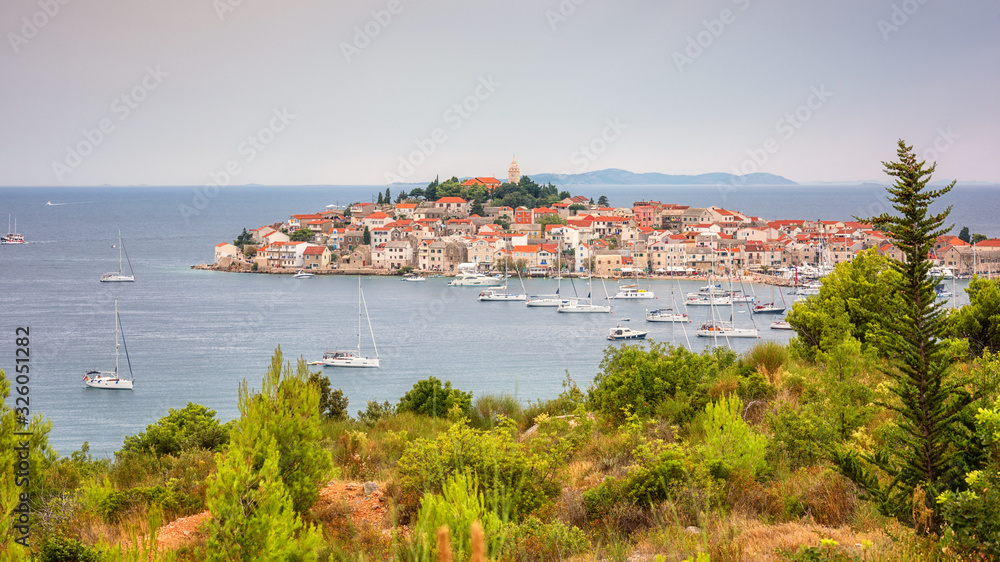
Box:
607 324 649 340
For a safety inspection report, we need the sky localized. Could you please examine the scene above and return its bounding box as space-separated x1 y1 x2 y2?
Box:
1 0 997 187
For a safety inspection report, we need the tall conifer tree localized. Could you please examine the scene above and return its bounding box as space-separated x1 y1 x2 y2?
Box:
832 140 970 531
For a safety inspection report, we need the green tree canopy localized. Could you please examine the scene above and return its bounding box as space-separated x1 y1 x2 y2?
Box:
946 277 1000 357
597 195 609 206
289 228 312 242
121 402 232 457
831 140 969 532
958 226 971 244
786 248 904 358
398 376 472 418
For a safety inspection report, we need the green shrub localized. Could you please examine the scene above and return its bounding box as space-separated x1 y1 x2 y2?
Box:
506 515 588 561
588 342 737 424
356 400 396 426
37 536 101 562
745 341 789 375
98 484 201 523
398 376 472 418
407 471 512 562
396 419 561 521
738 370 776 401
121 402 232 457
471 393 523 429
307 372 349 420
701 394 768 479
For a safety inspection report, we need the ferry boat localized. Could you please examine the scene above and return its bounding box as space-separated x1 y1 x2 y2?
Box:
2 215 25 245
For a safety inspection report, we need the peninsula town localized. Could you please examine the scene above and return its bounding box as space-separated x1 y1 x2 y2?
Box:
208 159 997 279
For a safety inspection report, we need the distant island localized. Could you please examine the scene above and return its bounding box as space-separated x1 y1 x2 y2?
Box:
388 168 795 187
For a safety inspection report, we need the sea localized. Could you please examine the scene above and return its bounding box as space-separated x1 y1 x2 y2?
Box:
0 183 995 456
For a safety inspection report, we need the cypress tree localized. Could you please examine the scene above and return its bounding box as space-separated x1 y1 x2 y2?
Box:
832 140 971 531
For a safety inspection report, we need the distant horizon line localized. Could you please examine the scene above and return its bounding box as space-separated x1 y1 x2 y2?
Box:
2 180 996 188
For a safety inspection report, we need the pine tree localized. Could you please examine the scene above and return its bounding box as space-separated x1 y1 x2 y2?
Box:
831 140 971 531
204 349 329 558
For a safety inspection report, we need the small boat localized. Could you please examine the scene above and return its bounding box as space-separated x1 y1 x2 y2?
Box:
448 272 505 286
645 308 690 323
607 324 649 340
685 295 732 307
83 299 135 390
294 269 315 279
696 322 760 338
2 215 25 245
770 320 793 330
609 283 656 300
526 296 575 307
478 286 526 301
101 230 135 282
324 278 380 368
729 291 755 304
752 302 786 314
793 282 821 296
402 273 426 282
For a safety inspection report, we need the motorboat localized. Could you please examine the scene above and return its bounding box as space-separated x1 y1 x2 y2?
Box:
293 269 315 279
402 273 426 282
448 272 505 286
645 308 690 323
609 283 655 299
685 295 732 307
770 320 793 330
607 324 649 340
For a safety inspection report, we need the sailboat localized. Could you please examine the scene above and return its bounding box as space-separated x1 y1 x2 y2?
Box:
101 230 135 282
2 215 25 244
696 254 759 339
752 280 787 314
479 246 526 301
526 250 573 307
324 277 380 368
609 267 656 299
83 299 135 390
558 270 611 313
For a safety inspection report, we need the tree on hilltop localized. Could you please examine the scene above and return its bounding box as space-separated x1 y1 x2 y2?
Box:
831 140 971 532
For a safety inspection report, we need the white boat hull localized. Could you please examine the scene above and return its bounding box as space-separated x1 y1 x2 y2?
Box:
479 293 526 301
526 298 574 307
449 277 505 286
608 328 649 340
83 374 133 390
646 314 690 323
685 298 731 306
558 304 612 313
770 321 793 330
610 292 655 299
100 274 135 282
324 356 380 368
696 328 760 338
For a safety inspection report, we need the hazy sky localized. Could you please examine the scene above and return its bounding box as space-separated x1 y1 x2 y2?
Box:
1 0 997 186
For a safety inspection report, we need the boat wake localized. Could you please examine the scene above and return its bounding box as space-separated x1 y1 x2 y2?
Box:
46 201 90 206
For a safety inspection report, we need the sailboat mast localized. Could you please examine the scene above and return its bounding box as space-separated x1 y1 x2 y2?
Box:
118 230 124 274
361 283 379 359
357 276 362 354
114 299 120 376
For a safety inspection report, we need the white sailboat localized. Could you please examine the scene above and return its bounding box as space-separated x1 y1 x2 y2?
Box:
645 308 690 322
479 247 526 301
609 268 656 299
83 299 135 390
324 277 380 368
558 272 611 313
2 215 25 244
101 230 135 282
696 256 759 340
526 250 573 306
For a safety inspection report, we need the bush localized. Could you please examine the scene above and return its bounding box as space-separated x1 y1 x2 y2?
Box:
356 400 396 426
701 394 768 479
407 471 512 562
588 343 737 424
37 536 101 562
471 393 523 429
120 402 231 457
398 376 472 418
745 341 789 378
308 373 349 420
506 516 589 561
396 420 561 521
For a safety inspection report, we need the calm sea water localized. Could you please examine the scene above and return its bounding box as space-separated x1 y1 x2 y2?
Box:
0 184 992 456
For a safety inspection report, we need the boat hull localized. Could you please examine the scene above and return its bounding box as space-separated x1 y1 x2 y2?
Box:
478 294 526 301
100 274 135 282
696 329 760 338
324 357 380 368
610 292 655 299
558 304 612 313
526 298 574 307
83 375 134 390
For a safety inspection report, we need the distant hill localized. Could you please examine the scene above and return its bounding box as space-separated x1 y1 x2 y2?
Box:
529 168 796 186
